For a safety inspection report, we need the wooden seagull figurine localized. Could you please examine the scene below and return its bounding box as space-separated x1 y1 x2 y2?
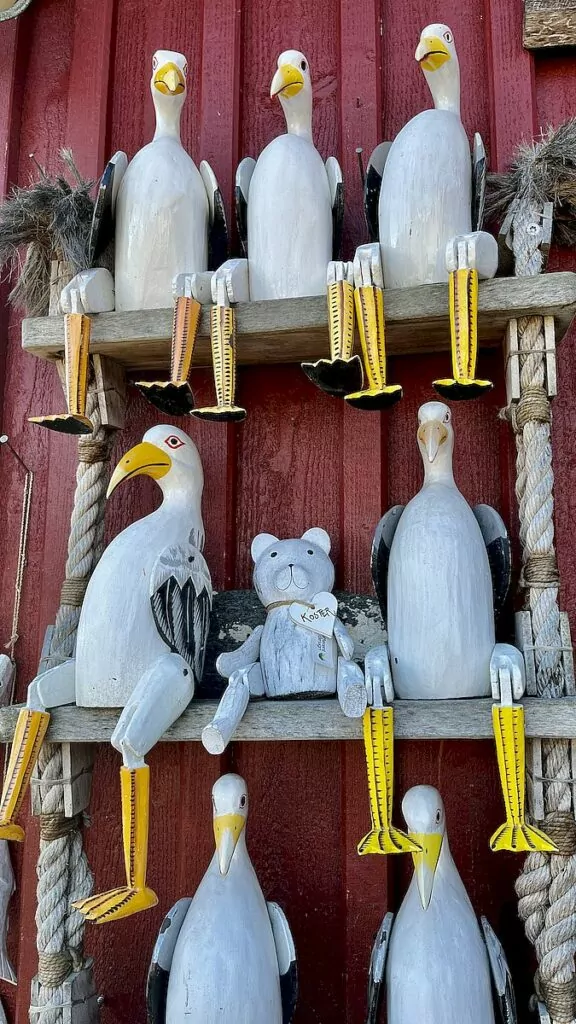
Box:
366 785 517 1024
363 402 557 855
185 48 350 420
0 425 212 923
146 774 297 1024
327 23 498 409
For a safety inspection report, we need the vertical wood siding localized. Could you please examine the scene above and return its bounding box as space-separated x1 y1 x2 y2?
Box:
0 0 574 1020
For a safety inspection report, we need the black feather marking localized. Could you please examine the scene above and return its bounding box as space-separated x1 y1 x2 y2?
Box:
235 183 249 259
208 186 229 271
371 508 404 625
332 180 344 260
364 163 382 243
280 961 298 1024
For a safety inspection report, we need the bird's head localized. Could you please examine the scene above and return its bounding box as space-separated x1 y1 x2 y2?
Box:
415 24 460 112
212 774 248 876
270 50 313 138
107 424 203 501
417 401 454 470
150 50 187 126
402 785 446 910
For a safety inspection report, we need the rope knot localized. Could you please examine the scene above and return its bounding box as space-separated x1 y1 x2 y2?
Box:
537 976 576 1023
542 811 576 856
516 385 551 431
39 812 82 842
520 554 560 590
38 950 73 989
77 438 112 464
59 577 88 608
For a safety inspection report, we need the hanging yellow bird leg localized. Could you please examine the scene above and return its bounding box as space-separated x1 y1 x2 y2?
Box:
345 245 402 410
30 309 92 434
434 237 492 401
358 706 420 856
193 275 246 422
136 293 201 415
490 663 557 853
0 708 50 841
302 261 363 397
73 764 158 923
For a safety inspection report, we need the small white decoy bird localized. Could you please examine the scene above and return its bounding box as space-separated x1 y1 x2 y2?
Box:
115 49 227 314
0 425 212 923
147 774 297 1024
192 50 347 420
344 24 498 409
366 786 517 1024
364 402 556 854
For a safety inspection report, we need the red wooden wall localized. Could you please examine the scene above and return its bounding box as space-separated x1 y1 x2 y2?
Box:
1 1 576 1021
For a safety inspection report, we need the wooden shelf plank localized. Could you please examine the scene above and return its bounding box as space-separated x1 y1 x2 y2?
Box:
1 696 576 743
22 272 576 373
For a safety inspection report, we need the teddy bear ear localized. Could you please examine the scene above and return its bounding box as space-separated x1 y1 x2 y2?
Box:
251 533 279 562
301 527 331 554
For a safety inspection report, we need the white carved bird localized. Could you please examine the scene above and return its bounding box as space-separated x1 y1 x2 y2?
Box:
114 49 227 311
235 49 343 300
366 786 517 1024
0 425 213 923
147 774 297 1024
366 401 556 854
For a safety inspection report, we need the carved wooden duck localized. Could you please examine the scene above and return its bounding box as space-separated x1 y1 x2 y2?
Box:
147 774 297 1024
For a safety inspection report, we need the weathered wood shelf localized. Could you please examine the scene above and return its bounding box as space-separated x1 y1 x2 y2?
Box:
1 697 576 743
22 272 576 372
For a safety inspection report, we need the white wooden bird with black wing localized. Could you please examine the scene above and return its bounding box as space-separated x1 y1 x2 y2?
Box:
146 774 297 1024
189 49 347 420
343 24 499 409
0 425 213 923
366 786 517 1024
364 402 556 855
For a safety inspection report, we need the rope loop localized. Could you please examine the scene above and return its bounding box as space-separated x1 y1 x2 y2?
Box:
542 812 576 856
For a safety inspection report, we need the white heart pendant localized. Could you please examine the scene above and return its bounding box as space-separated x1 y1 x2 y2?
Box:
289 591 338 638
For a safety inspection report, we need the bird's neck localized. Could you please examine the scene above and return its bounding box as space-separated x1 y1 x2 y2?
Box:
158 486 204 533
281 97 313 143
153 95 184 141
422 458 455 487
427 68 461 115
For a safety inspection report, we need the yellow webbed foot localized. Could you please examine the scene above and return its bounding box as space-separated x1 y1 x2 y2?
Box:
358 825 421 856
73 885 158 924
490 821 558 854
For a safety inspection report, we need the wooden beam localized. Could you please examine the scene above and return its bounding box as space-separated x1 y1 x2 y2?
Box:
21 272 576 371
524 0 576 48
3 696 576 743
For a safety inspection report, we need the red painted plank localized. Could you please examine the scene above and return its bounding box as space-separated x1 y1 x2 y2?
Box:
483 0 537 169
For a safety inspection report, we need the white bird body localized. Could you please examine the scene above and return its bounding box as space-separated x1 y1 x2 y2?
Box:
386 401 494 700
388 479 494 699
75 496 203 708
166 843 282 1022
247 133 332 299
378 108 471 287
114 50 209 311
386 792 495 1024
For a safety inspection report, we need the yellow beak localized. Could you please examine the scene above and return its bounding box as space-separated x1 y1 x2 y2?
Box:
107 441 172 498
417 420 448 463
214 813 246 876
154 61 185 95
410 832 443 910
270 63 304 99
415 36 451 72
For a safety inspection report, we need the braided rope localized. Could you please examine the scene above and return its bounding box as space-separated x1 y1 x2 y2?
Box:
509 207 576 1024
33 377 117 1024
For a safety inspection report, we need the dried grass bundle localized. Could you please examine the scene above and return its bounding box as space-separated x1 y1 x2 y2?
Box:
0 149 94 316
486 120 576 247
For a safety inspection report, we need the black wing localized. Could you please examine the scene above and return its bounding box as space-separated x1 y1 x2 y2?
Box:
199 160 229 271
268 902 298 1024
235 158 256 259
366 912 394 1024
88 151 127 266
472 505 511 623
325 156 344 260
150 544 213 679
481 917 517 1024
364 143 392 243
371 507 404 624
146 898 192 1024
472 133 487 233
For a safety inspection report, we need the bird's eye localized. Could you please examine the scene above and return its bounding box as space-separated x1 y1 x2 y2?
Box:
301 59 307 71
270 551 278 558
153 56 158 71
444 411 451 423
183 62 188 77
444 30 452 42
307 549 314 555
240 795 246 807
165 435 185 449
436 809 441 823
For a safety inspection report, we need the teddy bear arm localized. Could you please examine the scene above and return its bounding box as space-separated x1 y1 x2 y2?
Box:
333 617 355 661
216 625 264 679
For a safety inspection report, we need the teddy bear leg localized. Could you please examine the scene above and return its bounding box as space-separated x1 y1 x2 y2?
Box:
201 667 257 754
337 658 367 718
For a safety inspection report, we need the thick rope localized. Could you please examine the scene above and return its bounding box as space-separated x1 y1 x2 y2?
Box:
508 205 576 1024
32 378 117 1024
